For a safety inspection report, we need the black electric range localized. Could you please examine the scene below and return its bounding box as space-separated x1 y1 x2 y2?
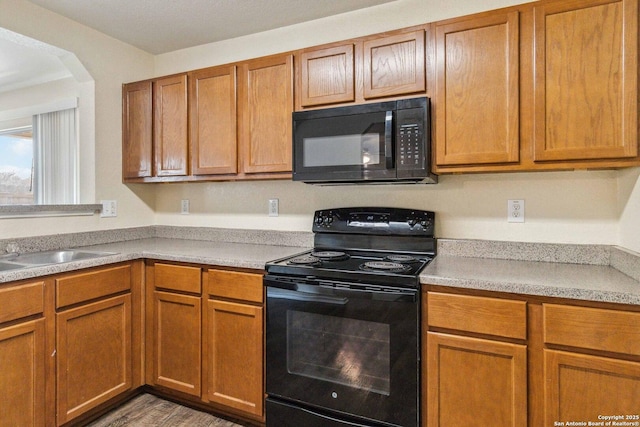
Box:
265 207 436 288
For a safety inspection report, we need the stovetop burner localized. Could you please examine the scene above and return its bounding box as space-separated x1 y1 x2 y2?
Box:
287 254 322 266
384 254 420 264
310 251 350 261
359 261 413 273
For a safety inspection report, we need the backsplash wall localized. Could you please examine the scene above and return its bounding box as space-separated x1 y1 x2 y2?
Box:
154 170 621 245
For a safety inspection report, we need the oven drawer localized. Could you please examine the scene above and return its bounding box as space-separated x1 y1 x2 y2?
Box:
427 292 527 340
543 304 640 356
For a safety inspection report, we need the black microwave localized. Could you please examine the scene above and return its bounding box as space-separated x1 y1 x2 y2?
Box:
292 97 436 184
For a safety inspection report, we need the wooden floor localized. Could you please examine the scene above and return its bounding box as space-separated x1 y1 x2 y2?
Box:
86 393 243 427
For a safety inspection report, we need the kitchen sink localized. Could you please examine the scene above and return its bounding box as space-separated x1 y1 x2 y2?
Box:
0 250 118 272
0 261 24 271
12 250 117 265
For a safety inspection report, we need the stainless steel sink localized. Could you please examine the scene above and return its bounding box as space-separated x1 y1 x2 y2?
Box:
0 250 118 272
12 250 117 265
0 261 24 271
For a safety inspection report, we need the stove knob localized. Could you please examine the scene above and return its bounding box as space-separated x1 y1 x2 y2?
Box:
315 216 323 225
407 218 417 227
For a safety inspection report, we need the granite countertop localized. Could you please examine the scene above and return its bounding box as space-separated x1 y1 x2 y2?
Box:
1 231 639 306
420 255 640 305
0 238 308 284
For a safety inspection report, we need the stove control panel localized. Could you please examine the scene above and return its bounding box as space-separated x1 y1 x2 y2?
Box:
313 207 435 236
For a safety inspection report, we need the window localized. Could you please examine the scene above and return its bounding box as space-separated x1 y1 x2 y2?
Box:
0 126 34 204
0 107 78 205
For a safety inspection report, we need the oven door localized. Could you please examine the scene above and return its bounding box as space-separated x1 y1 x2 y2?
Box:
265 275 419 427
292 105 396 183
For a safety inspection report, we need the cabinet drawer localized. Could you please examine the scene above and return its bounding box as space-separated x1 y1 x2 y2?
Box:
207 270 263 303
56 264 132 309
0 282 45 323
543 304 640 356
428 292 527 340
154 263 201 294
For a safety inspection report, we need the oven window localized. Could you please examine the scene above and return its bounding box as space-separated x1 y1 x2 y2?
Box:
286 310 390 395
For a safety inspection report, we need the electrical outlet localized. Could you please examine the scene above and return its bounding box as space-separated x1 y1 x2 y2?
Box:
268 199 279 217
181 199 190 215
100 200 117 218
508 199 525 223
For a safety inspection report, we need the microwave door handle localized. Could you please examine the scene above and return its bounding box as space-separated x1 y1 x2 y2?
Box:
384 110 393 168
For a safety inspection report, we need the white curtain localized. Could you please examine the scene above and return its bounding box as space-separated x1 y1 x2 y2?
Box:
33 108 78 204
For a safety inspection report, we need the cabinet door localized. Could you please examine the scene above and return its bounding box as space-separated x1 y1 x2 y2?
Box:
544 350 640 425
189 66 238 175
122 81 152 179
154 74 189 176
298 44 355 107
435 12 520 167
533 0 638 161
56 294 132 425
363 30 425 99
207 299 263 418
427 332 527 426
151 291 201 396
0 319 45 427
238 55 293 174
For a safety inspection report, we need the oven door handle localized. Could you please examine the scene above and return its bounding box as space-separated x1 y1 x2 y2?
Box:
267 287 348 305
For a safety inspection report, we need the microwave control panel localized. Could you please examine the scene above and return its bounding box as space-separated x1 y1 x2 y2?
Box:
395 102 429 178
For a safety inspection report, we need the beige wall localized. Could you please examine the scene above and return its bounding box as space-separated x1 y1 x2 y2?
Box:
1 0 639 253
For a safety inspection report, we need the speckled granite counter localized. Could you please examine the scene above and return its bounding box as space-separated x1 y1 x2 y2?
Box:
1 227 639 306
420 255 640 305
0 237 308 284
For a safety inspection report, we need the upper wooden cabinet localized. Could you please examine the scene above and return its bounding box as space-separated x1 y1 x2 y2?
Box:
363 30 426 99
189 66 238 176
298 44 356 107
532 0 638 162
433 0 640 173
122 81 152 179
153 74 189 177
295 28 426 109
123 54 293 183
238 55 293 175
434 11 520 167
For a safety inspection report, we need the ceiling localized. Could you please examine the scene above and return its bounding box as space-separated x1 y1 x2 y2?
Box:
27 0 397 54
1 0 395 93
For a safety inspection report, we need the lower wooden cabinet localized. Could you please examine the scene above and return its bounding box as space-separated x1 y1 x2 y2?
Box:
146 262 202 396
425 290 640 427
151 291 201 396
146 263 265 422
427 332 527 427
56 294 132 424
0 319 46 426
426 291 528 427
542 303 640 425
205 269 264 420
544 350 640 425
